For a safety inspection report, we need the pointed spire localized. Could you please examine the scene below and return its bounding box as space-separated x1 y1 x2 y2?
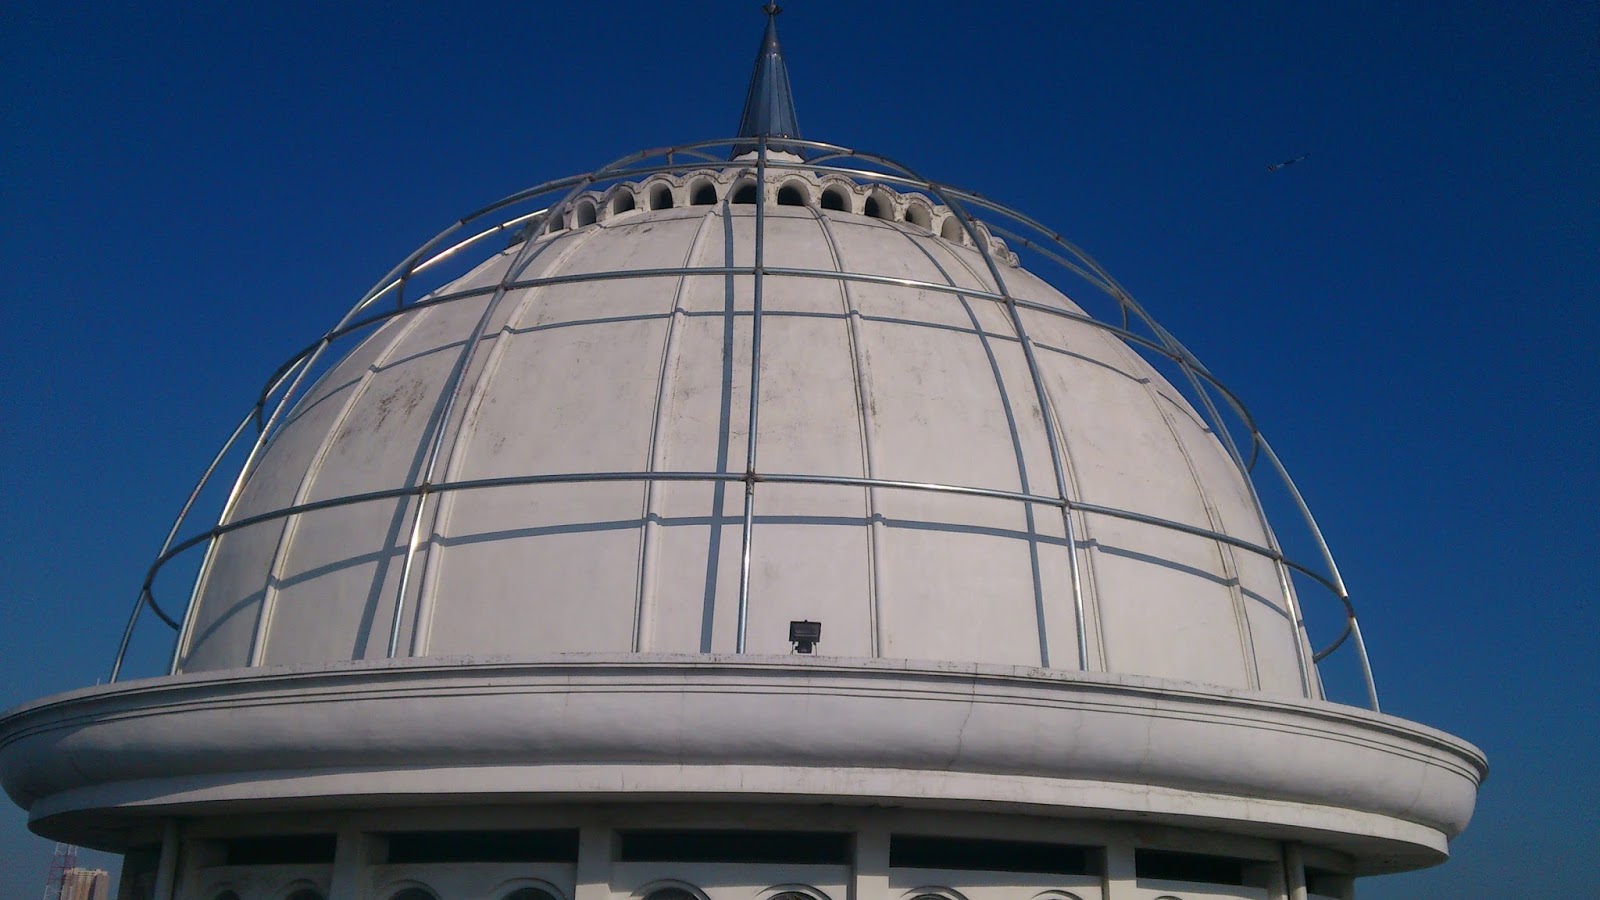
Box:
732 3 801 157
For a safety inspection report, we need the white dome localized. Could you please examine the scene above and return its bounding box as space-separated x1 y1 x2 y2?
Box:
176 166 1314 699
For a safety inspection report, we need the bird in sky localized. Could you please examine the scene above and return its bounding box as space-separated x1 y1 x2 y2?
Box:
1267 153 1310 171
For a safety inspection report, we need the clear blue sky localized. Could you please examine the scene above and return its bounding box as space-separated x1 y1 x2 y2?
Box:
2 2 1594 896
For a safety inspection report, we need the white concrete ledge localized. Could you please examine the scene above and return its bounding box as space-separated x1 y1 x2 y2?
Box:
0 654 1483 872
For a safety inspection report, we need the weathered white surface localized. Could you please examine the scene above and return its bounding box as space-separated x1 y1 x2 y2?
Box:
179 175 1312 698
0 656 1484 873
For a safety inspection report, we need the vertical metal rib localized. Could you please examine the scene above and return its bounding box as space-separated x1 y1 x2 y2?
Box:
1259 435 1376 709
106 408 254 681
248 306 439 667
735 138 770 653
386 179 599 658
810 210 886 657
633 211 719 652
1350 618 1381 712
174 350 317 670
404 217 611 660
901 230 1053 669
1149 330 1314 698
911 170 1090 672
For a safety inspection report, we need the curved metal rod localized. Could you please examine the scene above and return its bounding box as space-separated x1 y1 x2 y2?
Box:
108 408 260 681
245 260 1280 485
141 465 1348 631
384 172 610 659
1313 618 1354 663
130 135 1371 706
936 197 1083 670
766 141 1091 671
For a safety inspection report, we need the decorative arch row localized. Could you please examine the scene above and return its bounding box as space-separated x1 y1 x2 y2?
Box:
639 884 834 900
210 875 1090 900
537 167 1018 264
207 882 560 900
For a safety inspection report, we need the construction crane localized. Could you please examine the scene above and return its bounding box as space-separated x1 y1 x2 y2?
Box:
42 842 79 900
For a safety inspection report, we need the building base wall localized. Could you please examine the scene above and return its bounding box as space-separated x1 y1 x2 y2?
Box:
118 804 1357 900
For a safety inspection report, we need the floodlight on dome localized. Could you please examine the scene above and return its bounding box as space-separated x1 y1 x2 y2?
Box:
788 620 821 654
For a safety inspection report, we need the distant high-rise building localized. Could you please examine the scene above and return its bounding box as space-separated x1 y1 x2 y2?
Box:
1 7 1482 900
59 868 110 900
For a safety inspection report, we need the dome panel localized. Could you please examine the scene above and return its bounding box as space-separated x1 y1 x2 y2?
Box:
742 482 875 657
763 270 851 315
754 315 868 477
424 481 644 656
1036 339 1216 530
452 313 667 477
560 215 714 272
984 324 1061 501
752 209 837 275
654 313 752 473
1092 518 1254 687
903 231 1001 295
877 501 1055 667
181 318 409 670
1241 566 1305 694
180 519 283 671
642 479 747 652
837 217 991 286
857 314 1031 492
852 278 991 335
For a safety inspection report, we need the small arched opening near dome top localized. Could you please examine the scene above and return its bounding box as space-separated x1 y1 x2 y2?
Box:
385 889 440 900
941 215 966 243
546 211 566 233
904 202 933 231
574 200 597 227
820 185 850 211
210 892 241 900
732 180 759 204
649 183 674 210
283 889 327 900
689 177 718 206
777 181 808 206
864 189 894 220
610 190 635 215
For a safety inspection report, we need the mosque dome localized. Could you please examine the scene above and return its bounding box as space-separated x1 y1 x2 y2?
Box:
0 9 1483 899
176 162 1310 699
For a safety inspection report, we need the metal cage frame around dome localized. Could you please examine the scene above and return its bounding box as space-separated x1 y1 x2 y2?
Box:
109 135 1379 711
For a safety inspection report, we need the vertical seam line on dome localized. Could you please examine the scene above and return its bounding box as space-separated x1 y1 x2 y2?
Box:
890 224 1052 671
1144 341 1313 698
169 210 484 674
1070 252 1317 699
909 197 1089 673
1119 347 1263 692
633 209 720 653
810 207 884 658
176 350 325 672
404 220 611 659
388 184 602 660
244 306 441 668
912 184 1090 674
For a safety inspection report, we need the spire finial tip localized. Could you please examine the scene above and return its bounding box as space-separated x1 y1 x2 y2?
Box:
763 3 782 17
